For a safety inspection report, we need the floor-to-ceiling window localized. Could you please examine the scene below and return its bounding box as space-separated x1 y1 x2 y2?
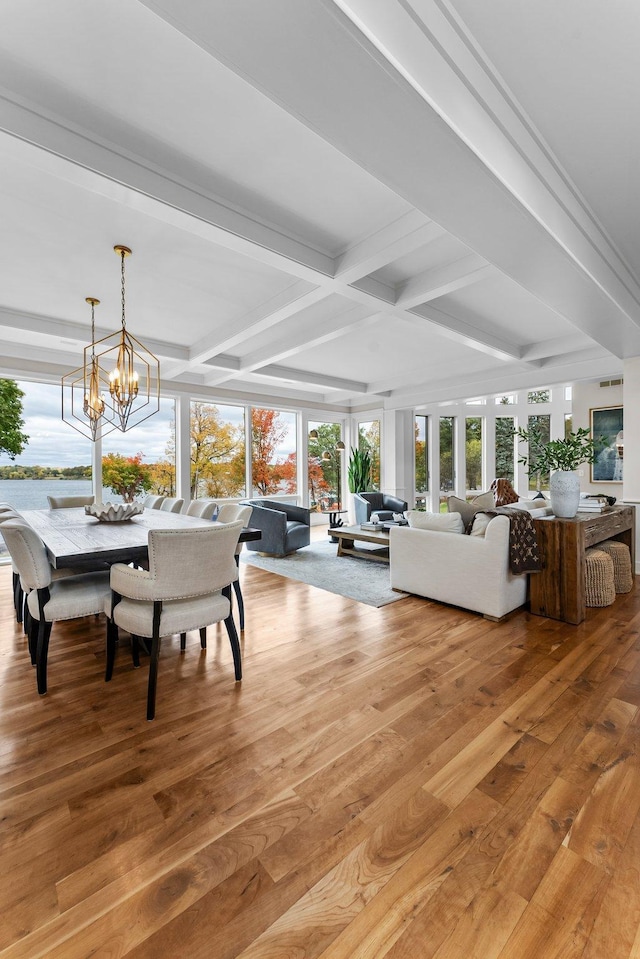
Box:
415 414 428 508
439 415 455 507
495 415 515 483
189 401 245 499
308 421 343 511
251 407 297 497
358 420 380 491
526 412 551 491
465 417 482 494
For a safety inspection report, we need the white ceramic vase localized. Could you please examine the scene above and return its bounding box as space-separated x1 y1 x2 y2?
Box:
549 469 580 518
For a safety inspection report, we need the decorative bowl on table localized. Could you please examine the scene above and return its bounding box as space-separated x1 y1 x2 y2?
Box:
84 502 144 522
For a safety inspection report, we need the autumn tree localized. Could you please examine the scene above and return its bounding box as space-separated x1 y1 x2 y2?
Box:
190 403 244 498
251 408 294 496
148 459 176 496
102 452 152 502
0 379 29 460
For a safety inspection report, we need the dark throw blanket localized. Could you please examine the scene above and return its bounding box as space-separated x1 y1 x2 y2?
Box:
476 507 542 574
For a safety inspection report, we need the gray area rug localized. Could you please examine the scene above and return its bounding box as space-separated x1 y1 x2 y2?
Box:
240 539 408 607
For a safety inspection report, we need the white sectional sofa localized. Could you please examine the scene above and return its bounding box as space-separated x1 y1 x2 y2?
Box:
389 513 530 620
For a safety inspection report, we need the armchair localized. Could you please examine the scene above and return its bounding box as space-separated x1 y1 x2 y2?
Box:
353 492 408 525
241 499 310 556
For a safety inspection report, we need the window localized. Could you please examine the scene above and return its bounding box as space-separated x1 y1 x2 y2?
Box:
495 395 515 405
439 416 455 505
527 414 551 491
308 421 342 512
565 413 573 438
528 389 550 404
98 396 177 502
358 420 380 491
251 407 296 496
495 417 515 483
465 417 482 493
415 415 428 502
190 401 245 499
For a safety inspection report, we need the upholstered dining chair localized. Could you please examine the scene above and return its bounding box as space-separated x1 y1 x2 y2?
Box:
0 508 24 623
160 497 185 513
185 499 218 519
143 495 165 509
215 503 253 630
105 521 244 720
47 494 95 509
0 519 111 693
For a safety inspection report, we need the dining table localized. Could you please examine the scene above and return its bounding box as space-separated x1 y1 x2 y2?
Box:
19 506 261 628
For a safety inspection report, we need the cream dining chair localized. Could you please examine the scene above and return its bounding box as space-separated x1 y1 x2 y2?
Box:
215 503 253 630
160 497 184 513
47 494 95 509
0 519 111 694
185 499 218 520
104 521 243 720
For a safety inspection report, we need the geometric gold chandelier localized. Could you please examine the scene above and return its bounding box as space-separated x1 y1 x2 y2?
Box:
61 245 160 440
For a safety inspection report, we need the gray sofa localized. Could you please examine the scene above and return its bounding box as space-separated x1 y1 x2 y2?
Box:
354 492 408 524
241 499 311 556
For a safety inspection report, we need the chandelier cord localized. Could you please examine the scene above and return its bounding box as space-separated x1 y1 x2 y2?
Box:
90 300 96 360
120 250 127 330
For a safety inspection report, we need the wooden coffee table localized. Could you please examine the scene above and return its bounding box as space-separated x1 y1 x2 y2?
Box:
329 524 391 563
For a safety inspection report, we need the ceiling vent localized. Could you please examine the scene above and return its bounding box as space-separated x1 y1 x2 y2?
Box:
599 378 623 387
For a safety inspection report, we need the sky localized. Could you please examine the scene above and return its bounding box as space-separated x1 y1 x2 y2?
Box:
1 382 176 467
1 382 296 467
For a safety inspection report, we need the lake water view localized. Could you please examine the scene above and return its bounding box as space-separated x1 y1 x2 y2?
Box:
0 480 125 558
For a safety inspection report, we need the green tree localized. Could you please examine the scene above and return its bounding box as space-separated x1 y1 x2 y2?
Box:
495 417 515 482
102 452 152 502
0 379 28 460
358 421 380 491
308 423 340 509
465 417 482 490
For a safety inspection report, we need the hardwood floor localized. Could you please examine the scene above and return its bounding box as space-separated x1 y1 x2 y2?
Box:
1 559 640 958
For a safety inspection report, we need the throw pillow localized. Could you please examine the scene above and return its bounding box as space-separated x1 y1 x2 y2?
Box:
470 512 493 537
406 510 464 534
447 491 494 530
490 478 519 506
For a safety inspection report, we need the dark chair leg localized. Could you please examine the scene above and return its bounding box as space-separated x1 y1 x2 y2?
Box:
105 618 118 681
180 632 187 652
224 614 242 681
27 616 38 666
233 557 245 630
15 581 23 624
199 626 207 649
147 601 162 721
36 620 53 694
131 635 140 668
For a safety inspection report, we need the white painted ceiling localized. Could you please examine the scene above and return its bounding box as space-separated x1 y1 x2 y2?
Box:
0 0 638 412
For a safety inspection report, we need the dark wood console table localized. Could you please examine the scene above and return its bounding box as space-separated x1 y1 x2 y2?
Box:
530 505 635 624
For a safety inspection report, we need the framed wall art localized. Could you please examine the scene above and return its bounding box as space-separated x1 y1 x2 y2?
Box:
590 405 623 483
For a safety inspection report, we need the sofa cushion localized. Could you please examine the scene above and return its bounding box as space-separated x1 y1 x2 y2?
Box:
469 512 494 537
447 491 495 529
406 510 464 534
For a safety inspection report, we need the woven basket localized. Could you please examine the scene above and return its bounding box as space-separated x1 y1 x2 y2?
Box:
585 548 615 607
596 540 633 593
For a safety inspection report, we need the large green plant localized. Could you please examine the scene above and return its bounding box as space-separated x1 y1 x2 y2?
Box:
516 425 598 474
347 447 371 493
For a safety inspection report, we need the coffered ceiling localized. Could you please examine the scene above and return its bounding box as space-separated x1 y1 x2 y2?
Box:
0 0 637 411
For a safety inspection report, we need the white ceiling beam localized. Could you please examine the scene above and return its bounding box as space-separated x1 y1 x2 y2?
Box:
162 282 328 378
520 334 592 362
396 254 494 308
252 364 368 394
334 212 444 283
0 306 189 362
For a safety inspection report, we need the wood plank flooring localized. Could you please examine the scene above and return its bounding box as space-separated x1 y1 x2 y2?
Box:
1 559 640 958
